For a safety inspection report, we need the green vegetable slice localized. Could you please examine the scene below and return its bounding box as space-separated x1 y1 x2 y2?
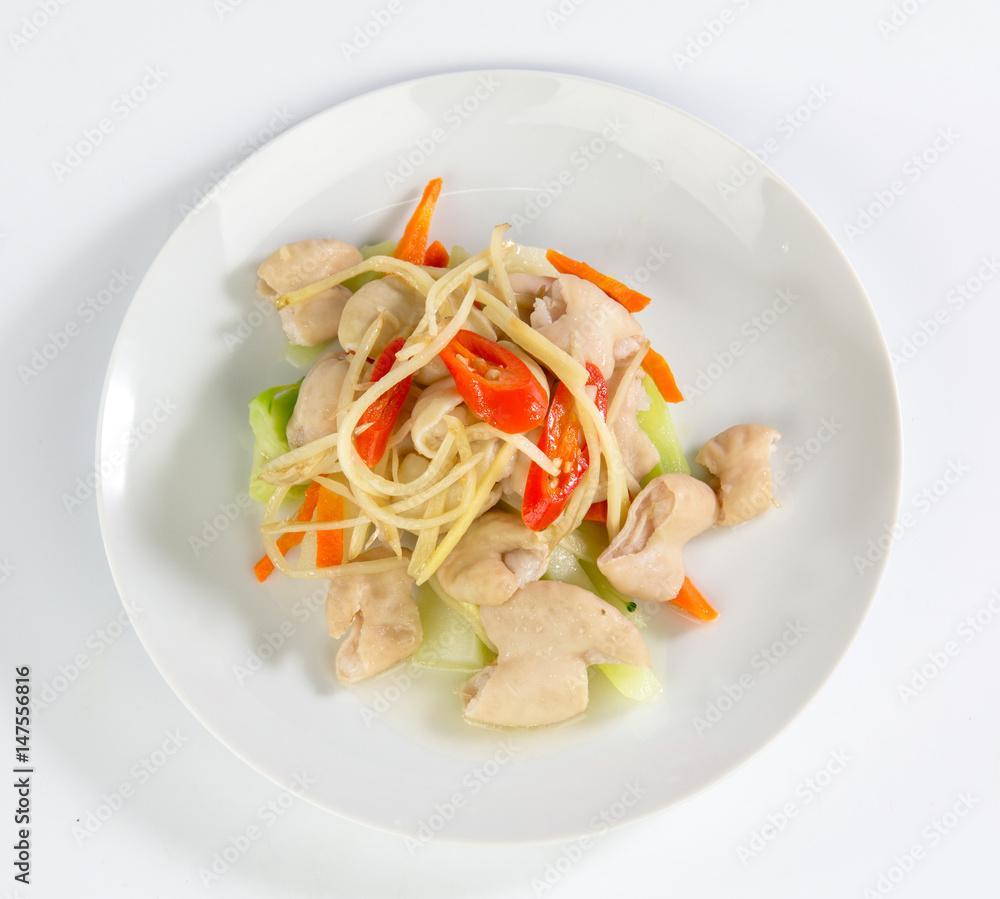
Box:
427 575 497 653
412 583 495 670
543 544 658 701
247 380 302 504
637 375 690 484
341 240 397 293
597 664 661 701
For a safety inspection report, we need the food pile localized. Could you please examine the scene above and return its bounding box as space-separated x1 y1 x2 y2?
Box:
248 178 780 727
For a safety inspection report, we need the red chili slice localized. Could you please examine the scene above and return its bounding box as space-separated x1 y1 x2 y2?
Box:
438 330 548 433
354 337 412 467
522 363 607 531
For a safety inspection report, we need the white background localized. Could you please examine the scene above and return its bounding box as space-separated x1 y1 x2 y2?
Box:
2 0 997 896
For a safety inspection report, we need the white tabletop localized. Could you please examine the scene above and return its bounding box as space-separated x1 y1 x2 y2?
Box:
2 1 997 896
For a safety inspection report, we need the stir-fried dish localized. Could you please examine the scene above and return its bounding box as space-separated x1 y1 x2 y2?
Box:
248 178 780 728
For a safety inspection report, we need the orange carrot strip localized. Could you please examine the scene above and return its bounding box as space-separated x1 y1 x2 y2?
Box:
641 347 684 403
423 240 449 268
545 249 651 313
671 576 718 620
583 501 608 523
394 178 442 265
315 485 344 568
253 482 321 582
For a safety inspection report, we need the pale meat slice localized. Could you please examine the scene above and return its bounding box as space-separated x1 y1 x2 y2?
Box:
326 549 421 683
460 581 651 727
609 368 660 484
597 473 719 603
257 239 362 346
529 274 643 380
508 273 555 298
408 377 470 458
285 351 350 449
696 425 781 526
434 511 549 606
508 273 556 319
337 276 426 358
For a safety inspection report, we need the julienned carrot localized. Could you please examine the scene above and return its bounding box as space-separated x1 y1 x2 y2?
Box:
394 178 442 265
315 485 344 568
545 249 651 313
583 501 608 523
423 239 449 268
671 576 718 620
641 347 684 404
253 482 321 582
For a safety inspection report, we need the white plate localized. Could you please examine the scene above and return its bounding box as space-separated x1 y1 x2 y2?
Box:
97 70 901 844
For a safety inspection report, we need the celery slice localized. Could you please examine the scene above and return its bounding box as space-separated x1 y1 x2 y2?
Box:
542 544 595 592
341 240 397 293
248 381 303 504
562 520 610 565
447 245 472 268
282 339 333 370
597 664 661 701
637 376 690 485
544 545 657 700
413 583 494 670
555 526 645 624
427 575 497 654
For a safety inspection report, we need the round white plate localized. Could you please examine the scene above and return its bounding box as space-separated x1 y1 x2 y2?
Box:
97 70 901 844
